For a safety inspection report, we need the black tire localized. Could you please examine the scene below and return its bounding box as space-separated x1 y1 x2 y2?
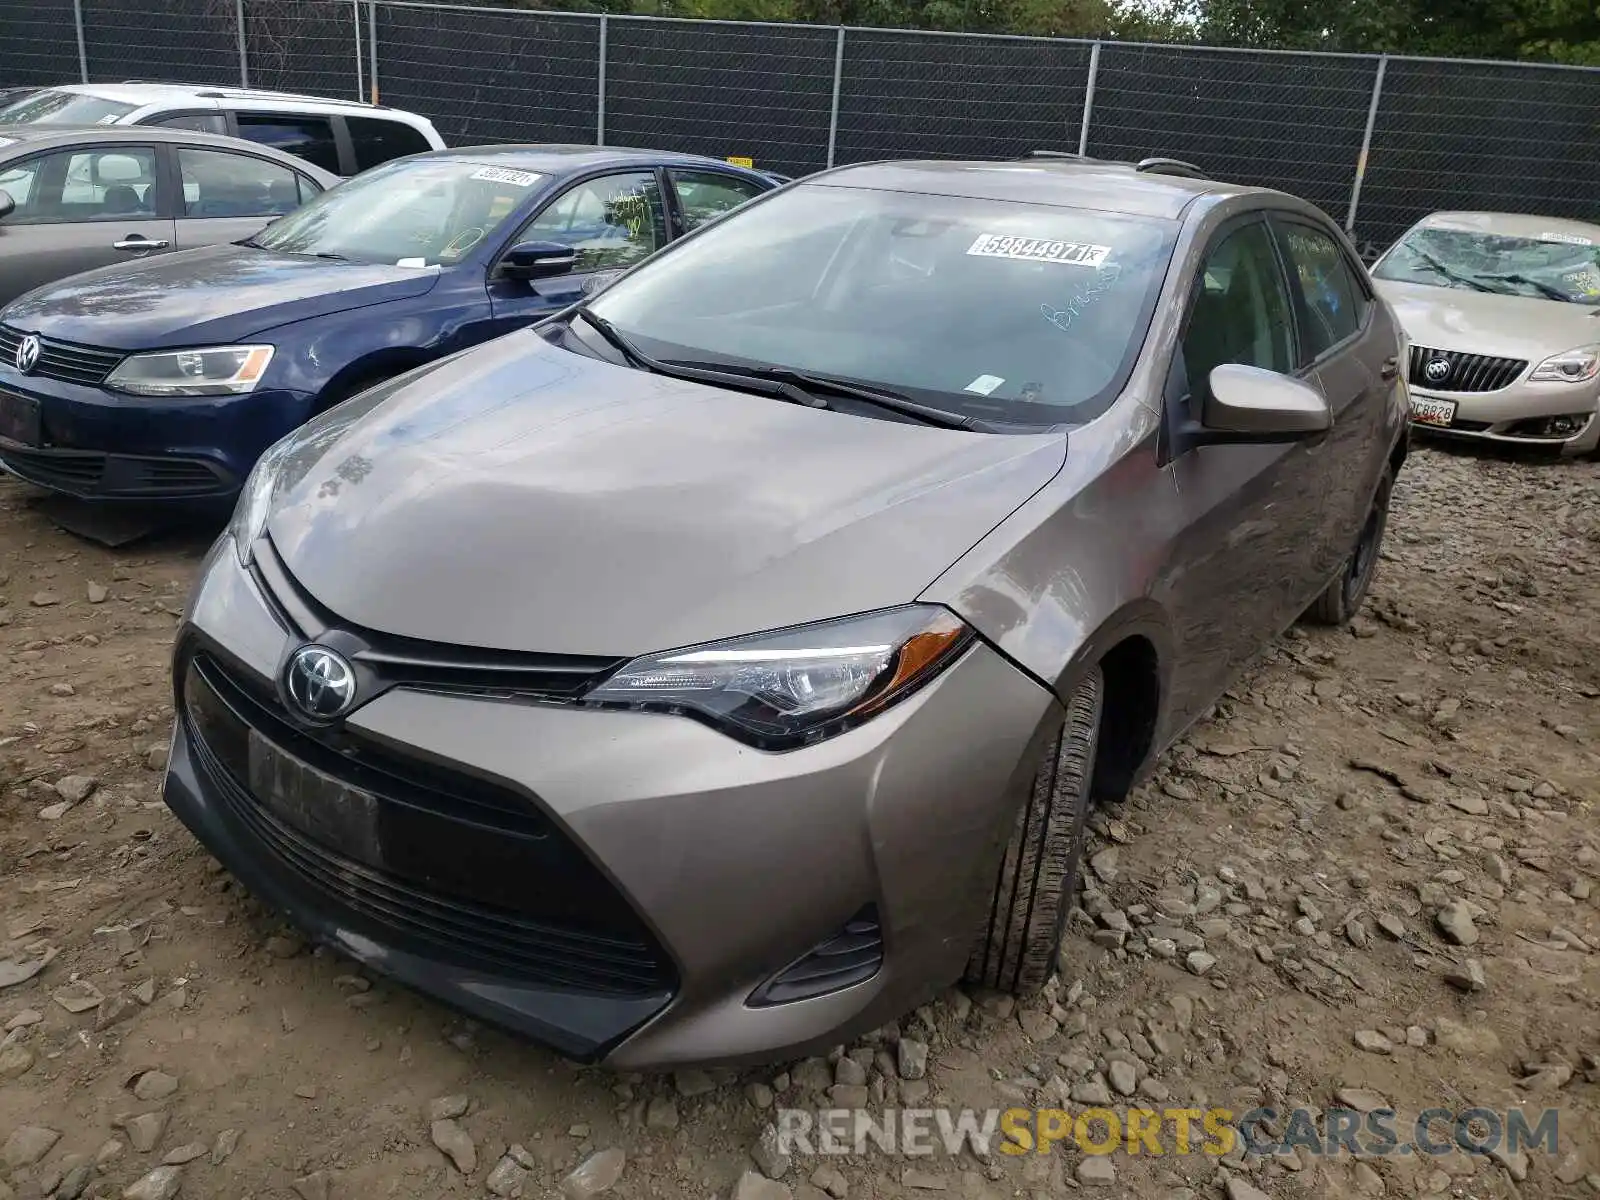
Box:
965 665 1104 996
1303 467 1393 627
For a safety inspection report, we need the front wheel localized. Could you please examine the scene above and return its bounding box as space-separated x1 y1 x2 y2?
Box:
1303 467 1393 627
965 665 1104 996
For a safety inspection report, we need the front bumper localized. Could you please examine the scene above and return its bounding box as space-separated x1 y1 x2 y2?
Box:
0 364 313 500
164 535 1060 1068
1407 378 1600 456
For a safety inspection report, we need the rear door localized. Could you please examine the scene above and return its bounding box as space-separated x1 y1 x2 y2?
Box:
170 144 324 249
1269 212 1388 585
486 169 669 325
0 143 174 307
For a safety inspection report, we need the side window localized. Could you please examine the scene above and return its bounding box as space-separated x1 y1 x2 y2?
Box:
666 169 766 233
234 112 341 175
177 147 305 218
1276 220 1367 361
346 116 433 172
3 147 159 224
297 175 324 204
148 112 228 135
0 156 46 214
517 171 667 273
1182 221 1296 404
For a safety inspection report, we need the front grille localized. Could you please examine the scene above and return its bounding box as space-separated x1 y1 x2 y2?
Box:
0 445 227 498
1408 345 1526 393
182 652 675 997
252 535 624 703
0 325 124 386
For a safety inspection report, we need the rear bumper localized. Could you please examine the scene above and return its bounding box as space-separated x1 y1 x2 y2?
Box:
0 364 313 499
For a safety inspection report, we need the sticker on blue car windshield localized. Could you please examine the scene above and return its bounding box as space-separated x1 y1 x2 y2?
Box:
967 234 1112 267
471 166 541 188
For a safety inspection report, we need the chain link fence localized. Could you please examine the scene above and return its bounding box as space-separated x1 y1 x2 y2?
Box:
3 0 1598 252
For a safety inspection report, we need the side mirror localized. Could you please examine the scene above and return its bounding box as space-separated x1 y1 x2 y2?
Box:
499 240 578 281
1202 363 1331 440
0 190 14 221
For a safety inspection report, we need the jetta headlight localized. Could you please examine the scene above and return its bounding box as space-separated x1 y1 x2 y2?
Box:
106 345 274 396
1530 346 1600 383
584 605 974 749
227 433 297 567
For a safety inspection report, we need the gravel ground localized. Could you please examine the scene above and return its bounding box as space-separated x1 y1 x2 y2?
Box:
0 443 1596 1200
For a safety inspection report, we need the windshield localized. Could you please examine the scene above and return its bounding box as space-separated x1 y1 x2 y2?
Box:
585 183 1177 425
249 158 545 266
1373 225 1600 304
0 89 137 126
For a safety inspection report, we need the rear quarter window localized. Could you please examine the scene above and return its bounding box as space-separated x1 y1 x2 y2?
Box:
347 117 434 172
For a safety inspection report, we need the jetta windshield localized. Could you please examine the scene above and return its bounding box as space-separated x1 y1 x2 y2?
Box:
249 158 544 266
584 183 1177 425
1374 225 1600 304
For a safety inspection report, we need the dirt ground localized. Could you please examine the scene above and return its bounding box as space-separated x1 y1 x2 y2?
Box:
0 442 1596 1200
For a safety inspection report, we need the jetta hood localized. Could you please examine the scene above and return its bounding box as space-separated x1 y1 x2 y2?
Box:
2 245 440 349
265 331 1067 657
1376 278 1600 361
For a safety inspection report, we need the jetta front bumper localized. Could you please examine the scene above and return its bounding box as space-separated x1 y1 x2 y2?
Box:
163 534 1060 1068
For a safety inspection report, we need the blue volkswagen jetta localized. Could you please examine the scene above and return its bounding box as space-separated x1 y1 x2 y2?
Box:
0 145 779 501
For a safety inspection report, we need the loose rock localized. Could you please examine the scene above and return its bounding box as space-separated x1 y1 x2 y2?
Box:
121 1166 182 1200
560 1147 626 1198
429 1118 476 1174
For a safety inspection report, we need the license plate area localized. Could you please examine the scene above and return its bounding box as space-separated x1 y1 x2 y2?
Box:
1409 396 1457 427
0 389 40 445
247 728 383 864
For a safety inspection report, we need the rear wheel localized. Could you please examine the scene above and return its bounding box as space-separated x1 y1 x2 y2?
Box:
1303 467 1393 627
965 665 1103 996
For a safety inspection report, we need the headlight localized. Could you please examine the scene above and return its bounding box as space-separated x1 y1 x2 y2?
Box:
1530 346 1600 384
106 345 274 396
226 433 296 567
583 605 974 749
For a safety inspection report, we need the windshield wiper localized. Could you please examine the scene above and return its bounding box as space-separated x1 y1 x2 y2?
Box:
312 251 350 262
235 235 264 249
1411 249 1495 293
573 310 826 410
680 362 978 431
1473 272 1570 303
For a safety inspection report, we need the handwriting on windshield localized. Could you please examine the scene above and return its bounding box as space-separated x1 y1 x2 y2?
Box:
1041 263 1122 334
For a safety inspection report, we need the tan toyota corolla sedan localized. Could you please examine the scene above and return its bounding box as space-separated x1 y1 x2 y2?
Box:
1372 211 1600 456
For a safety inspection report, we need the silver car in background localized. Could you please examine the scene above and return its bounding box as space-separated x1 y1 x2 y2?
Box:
1372 211 1600 456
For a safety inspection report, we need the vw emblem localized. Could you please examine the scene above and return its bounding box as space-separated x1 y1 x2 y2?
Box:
1424 356 1451 383
15 334 40 375
284 645 357 720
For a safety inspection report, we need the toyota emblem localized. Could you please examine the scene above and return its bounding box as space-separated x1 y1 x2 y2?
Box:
284 645 358 720
15 334 40 375
1423 356 1451 383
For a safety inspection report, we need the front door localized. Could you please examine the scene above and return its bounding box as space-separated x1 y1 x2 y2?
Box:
1156 215 1329 730
0 144 174 308
486 170 669 332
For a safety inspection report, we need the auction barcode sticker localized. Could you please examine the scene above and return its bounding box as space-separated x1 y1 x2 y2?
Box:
967 234 1111 267
472 166 542 188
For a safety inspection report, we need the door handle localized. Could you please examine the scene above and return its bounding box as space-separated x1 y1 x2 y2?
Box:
1379 357 1399 381
113 236 170 251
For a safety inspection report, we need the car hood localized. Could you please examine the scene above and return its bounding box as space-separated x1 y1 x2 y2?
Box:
1375 278 1600 361
1 245 440 349
265 331 1067 657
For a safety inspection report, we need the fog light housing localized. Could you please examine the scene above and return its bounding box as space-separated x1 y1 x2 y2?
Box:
747 905 883 1006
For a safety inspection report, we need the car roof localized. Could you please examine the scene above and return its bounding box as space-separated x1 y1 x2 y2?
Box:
418 143 770 175
0 123 343 182
1410 210 1600 243
801 156 1254 220
25 82 427 121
